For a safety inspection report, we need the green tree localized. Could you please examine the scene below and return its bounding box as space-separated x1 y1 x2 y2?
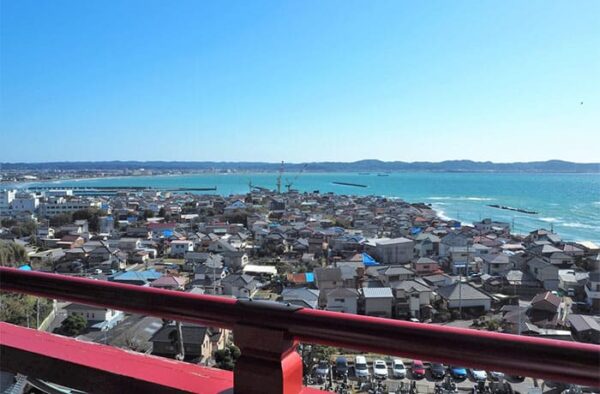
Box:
0 241 28 266
60 314 88 336
158 207 166 217
214 344 241 371
0 294 52 328
142 209 155 219
49 213 73 227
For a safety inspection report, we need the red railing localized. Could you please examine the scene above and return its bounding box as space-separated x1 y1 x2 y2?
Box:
1 267 599 393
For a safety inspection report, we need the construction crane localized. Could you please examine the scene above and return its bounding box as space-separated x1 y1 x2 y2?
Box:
276 161 284 194
285 163 308 193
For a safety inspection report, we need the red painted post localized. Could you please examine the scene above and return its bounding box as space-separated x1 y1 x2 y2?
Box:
233 324 303 394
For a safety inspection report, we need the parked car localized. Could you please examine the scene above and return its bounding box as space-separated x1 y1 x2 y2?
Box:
489 371 505 381
392 359 406 379
449 366 468 381
470 369 488 382
411 360 425 379
373 360 388 379
315 360 329 378
507 375 525 383
430 363 446 380
355 356 370 379
335 357 348 378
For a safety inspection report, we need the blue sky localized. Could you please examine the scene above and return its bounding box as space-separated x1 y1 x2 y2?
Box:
1 0 598 163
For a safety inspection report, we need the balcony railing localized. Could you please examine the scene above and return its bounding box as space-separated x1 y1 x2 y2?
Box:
1 267 599 393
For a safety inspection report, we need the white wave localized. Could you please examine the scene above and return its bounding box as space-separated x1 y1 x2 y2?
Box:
431 206 452 221
561 222 597 229
540 217 560 223
464 197 494 201
426 196 494 201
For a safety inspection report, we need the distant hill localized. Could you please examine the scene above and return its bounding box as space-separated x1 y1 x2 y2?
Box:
1 160 599 173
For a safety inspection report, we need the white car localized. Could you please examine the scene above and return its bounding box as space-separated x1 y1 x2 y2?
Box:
470 369 488 382
355 356 370 379
392 359 406 379
373 359 389 379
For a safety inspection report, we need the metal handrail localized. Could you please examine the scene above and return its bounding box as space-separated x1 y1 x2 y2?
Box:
1 267 599 387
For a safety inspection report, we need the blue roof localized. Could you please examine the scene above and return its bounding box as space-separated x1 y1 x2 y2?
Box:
305 272 315 282
163 229 173 237
111 269 162 282
410 227 422 235
18 264 32 271
362 253 380 266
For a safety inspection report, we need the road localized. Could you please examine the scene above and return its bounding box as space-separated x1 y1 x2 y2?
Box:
79 314 163 351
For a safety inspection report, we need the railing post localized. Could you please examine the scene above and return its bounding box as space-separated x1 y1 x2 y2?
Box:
233 323 303 394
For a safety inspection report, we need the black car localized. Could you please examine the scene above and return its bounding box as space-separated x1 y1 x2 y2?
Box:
430 363 446 380
335 357 348 378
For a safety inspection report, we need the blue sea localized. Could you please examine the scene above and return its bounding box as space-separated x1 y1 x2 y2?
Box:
20 172 600 243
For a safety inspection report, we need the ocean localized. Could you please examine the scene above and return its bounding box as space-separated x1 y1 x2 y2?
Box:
20 172 600 243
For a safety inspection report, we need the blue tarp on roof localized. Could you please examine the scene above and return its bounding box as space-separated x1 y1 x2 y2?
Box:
18 264 32 270
362 253 380 266
410 227 422 235
305 272 315 283
163 229 173 237
453 221 461 228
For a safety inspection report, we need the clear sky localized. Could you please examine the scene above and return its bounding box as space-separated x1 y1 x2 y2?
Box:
1 0 599 163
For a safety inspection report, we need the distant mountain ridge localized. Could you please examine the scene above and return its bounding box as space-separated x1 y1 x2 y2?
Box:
1 160 599 173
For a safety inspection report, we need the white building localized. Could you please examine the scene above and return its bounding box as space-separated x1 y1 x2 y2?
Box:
39 197 101 217
371 237 415 264
170 240 194 257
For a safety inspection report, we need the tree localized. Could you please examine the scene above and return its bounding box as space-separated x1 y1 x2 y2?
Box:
49 213 73 227
142 209 155 219
214 344 241 370
60 314 88 336
0 241 28 266
158 207 166 218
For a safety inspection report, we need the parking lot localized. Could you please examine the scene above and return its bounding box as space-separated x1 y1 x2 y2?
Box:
308 358 542 393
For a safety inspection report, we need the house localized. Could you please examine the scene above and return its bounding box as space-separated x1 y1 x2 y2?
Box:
281 287 320 309
529 291 561 328
118 238 142 252
568 314 600 344
422 273 454 288
150 275 187 290
170 240 194 258
558 270 588 296
482 254 512 276
437 282 492 314
209 239 248 270
392 279 433 319
414 233 440 257
221 274 258 298
325 288 358 314
150 322 225 362
57 235 85 249
371 238 414 264
314 267 342 306
584 271 600 313
361 287 394 318
527 258 560 291
439 232 470 257
473 218 510 234
64 303 123 331
412 257 439 275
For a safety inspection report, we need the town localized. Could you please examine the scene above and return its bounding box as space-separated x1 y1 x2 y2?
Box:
0 186 598 393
